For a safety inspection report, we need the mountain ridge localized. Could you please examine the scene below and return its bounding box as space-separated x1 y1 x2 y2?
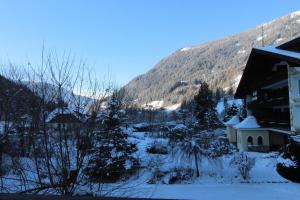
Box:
123 11 300 107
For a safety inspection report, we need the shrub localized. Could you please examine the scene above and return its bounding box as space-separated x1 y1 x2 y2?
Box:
168 167 194 184
230 152 255 180
146 142 168 155
277 163 300 183
147 168 167 184
277 139 300 183
167 124 190 144
201 138 236 158
147 167 194 184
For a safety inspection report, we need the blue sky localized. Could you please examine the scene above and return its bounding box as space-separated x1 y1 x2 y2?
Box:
0 0 300 86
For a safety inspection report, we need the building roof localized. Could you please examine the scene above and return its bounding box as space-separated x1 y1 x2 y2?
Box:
255 46 300 63
234 116 260 129
235 37 300 99
291 135 300 143
224 115 240 126
46 107 84 124
277 36 300 52
47 113 82 124
46 108 73 122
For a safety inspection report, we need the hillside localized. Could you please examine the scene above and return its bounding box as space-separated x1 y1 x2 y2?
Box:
123 11 300 106
0 75 41 122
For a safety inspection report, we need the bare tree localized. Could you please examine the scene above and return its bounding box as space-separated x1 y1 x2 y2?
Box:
0 46 144 196
0 49 113 195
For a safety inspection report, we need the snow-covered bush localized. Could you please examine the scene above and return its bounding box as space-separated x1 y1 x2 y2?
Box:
230 152 255 180
168 167 194 184
167 124 190 147
277 139 300 182
223 103 239 122
147 168 167 184
146 154 168 184
146 140 168 155
169 129 236 178
147 167 194 184
201 138 236 158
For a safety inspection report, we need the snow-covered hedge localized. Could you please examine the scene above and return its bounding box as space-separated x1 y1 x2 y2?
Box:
276 139 300 182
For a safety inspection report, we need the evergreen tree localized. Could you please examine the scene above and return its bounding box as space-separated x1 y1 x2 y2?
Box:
239 100 247 120
222 97 229 120
85 91 139 182
215 88 223 101
194 82 221 130
224 103 239 122
227 86 234 96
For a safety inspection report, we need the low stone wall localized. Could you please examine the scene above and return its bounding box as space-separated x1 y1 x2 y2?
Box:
248 145 269 152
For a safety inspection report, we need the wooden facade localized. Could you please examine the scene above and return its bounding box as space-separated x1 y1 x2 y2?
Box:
231 37 300 151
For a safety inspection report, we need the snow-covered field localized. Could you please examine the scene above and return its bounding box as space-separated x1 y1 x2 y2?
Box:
2 127 299 199
124 130 300 200
134 182 300 200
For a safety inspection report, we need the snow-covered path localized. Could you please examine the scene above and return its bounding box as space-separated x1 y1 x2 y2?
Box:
135 183 300 200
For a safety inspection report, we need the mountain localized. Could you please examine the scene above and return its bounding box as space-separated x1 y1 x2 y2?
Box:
123 11 300 107
24 81 93 113
0 75 41 121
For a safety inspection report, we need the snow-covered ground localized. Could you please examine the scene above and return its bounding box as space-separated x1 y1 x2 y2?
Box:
2 126 300 199
164 103 181 112
142 100 164 109
134 182 300 200
128 130 286 183
142 100 182 112
124 129 300 200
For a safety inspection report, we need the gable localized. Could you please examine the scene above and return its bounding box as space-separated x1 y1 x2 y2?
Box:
277 37 300 53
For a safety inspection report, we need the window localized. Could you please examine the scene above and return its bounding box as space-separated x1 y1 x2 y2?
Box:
247 136 253 146
257 136 263 146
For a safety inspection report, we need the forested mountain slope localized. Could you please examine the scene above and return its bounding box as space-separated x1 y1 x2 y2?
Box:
0 75 41 122
123 11 300 106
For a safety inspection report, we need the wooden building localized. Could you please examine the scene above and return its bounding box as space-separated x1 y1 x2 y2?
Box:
227 37 300 151
47 108 82 132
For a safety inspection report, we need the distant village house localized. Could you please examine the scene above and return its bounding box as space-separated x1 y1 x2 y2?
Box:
46 108 82 132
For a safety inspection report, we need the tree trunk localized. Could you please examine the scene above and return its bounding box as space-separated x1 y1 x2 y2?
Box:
194 151 200 177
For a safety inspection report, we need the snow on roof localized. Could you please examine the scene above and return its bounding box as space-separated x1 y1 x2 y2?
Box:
225 115 240 126
257 46 300 60
46 108 73 122
291 135 300 143
172 124 187 130
234 116 260 129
